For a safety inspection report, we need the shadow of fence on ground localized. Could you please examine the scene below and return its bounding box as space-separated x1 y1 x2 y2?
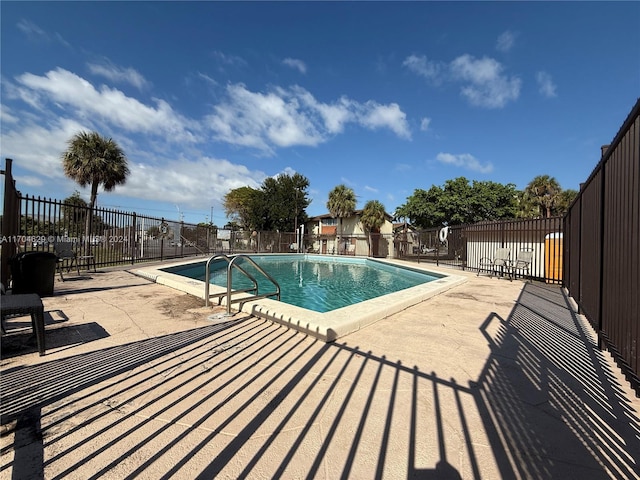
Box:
1 309 108 359
0 319 249 423
476 282 640 479
1 283 639 478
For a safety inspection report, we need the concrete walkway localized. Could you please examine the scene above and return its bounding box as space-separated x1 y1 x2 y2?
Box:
1 264 639 479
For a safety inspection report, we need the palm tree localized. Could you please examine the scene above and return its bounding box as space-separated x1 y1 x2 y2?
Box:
514 190 538 219
360 200 386 257
525 175 561 218
327 184 356 254
62 131 129 253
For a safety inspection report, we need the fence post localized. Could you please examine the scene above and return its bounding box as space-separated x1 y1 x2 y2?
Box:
596 153 607 350
131 213 137 265
1 159 19 287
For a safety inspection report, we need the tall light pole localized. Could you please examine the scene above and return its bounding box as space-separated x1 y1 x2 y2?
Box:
294 187 299 253
175 204 183 245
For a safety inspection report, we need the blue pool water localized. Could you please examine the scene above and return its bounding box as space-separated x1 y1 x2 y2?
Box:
161 255 441 313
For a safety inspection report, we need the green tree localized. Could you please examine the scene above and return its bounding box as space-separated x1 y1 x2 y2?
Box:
61 191 88 237
514 190 539 219
327 184 357 250
223 186 263 230
20 215 52 238
555 189 578 216
525 175 561 218
468 180 518 222
395 186 443 228
360 200 386 257
261 173 311 232
62 131 129 253
223 173 311 232
441 177 473 224
396 177 518 228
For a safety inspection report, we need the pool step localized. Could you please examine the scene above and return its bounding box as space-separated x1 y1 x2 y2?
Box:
207 287 257 305
204 254 281 315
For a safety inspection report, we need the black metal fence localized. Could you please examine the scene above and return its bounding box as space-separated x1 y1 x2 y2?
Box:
3 194 305 269
1 155 566 287
388 218 564 282
564 98 640 395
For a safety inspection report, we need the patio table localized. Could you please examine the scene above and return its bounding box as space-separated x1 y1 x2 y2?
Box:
1 293 45 355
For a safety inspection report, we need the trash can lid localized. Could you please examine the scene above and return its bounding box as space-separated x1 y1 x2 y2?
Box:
13 251 58 260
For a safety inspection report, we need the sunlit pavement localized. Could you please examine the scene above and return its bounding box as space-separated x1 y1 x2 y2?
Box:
2 264 639 479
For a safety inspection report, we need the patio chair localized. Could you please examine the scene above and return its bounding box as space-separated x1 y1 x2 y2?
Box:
509 250 534 281
477 248 511 278
54 242 96 281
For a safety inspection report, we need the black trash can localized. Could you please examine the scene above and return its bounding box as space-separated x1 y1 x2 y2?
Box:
9 251 57 296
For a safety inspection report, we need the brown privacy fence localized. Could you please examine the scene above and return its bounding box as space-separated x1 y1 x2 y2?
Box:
390 219 564 282
564 98 640 395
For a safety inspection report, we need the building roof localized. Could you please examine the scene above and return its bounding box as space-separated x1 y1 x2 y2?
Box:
309 209 393 222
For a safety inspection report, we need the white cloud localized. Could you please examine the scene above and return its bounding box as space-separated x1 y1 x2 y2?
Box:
402 54 443 83
122 156 265 208
0 105 19 124
17 19 70 47
7 68 410 160
206 83 411 154
449 54 521 108
496 31 517 53
197 72 218 87
420 117 431 131
17 19 48 41
211 50 247 68
357 102 411 139
364 185 378 193
88 62 151 90
1 65 411 213
279 166 298 177
0 115 90 180
436 152 493 173
291 88 354 134
340 177 356 187
536 71 557 98
13 175 44 187
283 58 307 74
206 84 325 154
14 68 199 142
404 52 521 108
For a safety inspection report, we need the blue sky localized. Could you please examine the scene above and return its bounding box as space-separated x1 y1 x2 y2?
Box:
1 2 638 226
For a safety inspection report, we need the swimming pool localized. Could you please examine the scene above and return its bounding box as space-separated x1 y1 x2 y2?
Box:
161 255 441 313
132 255 466 342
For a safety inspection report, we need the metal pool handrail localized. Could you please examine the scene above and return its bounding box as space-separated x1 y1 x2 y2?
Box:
204 254 281 315
226 255 280 314
205 254 258 306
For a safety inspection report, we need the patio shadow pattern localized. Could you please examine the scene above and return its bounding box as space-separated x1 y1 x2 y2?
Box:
1 284 639 478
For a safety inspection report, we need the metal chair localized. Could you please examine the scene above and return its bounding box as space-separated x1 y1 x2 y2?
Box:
54 242 96 280
509 250 534 281
477 248 511 278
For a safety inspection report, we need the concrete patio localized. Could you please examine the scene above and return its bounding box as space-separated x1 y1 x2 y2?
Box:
1 262 639 479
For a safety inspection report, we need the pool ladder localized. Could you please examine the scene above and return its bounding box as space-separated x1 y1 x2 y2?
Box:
204 254 281 315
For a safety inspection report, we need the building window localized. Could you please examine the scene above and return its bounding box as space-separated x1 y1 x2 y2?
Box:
322 218 337 226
